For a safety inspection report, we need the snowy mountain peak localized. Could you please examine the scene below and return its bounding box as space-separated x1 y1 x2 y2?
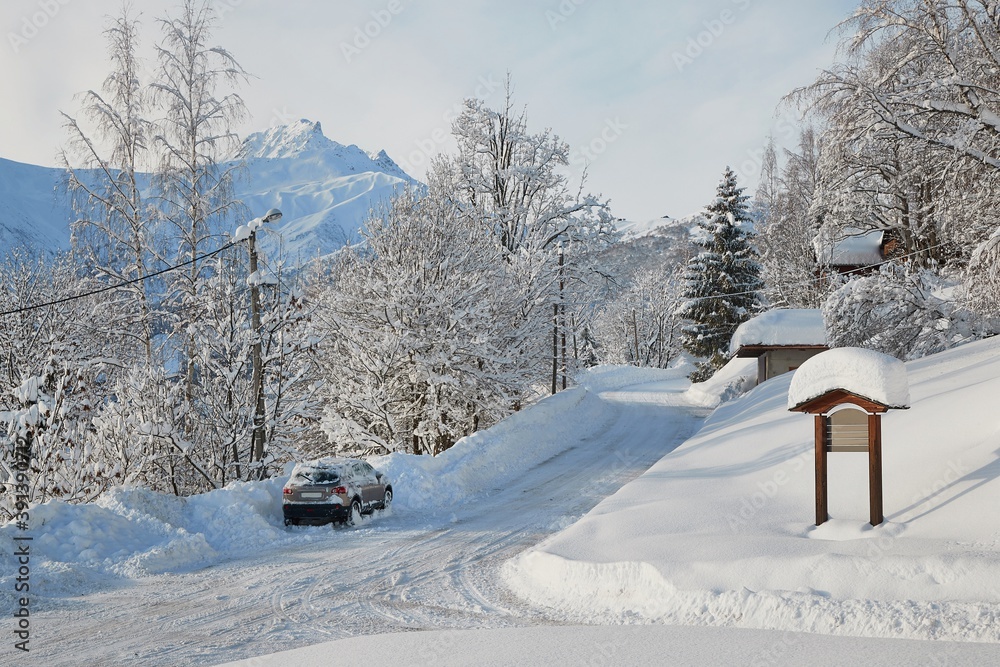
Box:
617 212 705 240
241 119 339 160
240 119 413 184
368 148 408 179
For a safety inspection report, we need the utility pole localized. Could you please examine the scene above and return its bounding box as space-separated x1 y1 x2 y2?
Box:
246 208 282 477
560 243 567 391
552 243 565 395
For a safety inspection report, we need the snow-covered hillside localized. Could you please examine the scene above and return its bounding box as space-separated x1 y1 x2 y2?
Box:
0 158 75 253
587 212 704 281
615 212 704 241
507 335 1000 642
0 119 415 260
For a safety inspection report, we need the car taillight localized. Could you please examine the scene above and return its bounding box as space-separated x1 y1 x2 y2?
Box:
283 488 293 495
331 486 347 495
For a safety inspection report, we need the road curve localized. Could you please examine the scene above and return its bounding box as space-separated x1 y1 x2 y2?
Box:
33 381 703 667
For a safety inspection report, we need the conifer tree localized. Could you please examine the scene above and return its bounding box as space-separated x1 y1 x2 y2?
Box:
679 167 764 381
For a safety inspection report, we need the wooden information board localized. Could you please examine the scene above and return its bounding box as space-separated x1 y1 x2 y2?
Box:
826 408 869 453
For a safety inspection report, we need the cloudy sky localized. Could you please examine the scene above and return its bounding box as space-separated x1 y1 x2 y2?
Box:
1 0 858 222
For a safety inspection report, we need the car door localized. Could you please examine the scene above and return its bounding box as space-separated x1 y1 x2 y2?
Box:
349 462 369 507
356 462 380 507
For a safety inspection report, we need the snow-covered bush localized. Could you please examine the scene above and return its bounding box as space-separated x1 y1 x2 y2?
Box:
0 340 113 519
823 265 977 360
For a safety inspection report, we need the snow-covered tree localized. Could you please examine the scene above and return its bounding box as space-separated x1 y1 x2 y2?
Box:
446 82 618 390
0 343 105 514
89 360 213 496
150 0 249 401
312 180 541 456
754 129 827 308
965 227 1000 326
801 0 1000 270
450 80 617 257
61 6 156 362
240 252 323 476
593 264 685 368
824 263 976 360
85 246 320 494
678 167 764 381
0 254 131 512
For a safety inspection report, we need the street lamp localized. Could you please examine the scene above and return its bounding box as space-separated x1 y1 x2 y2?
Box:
244 208 282 476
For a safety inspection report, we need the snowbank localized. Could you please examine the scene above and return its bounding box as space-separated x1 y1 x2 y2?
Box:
370 384 619 512
507 336 1000 642
0 478 301 598
0 370 631 595
684 356 757 408
216 624 1000 667
787 347 910 409
729 309 826 355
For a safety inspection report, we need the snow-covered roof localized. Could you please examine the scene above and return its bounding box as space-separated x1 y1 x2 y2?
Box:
815 229 884 266
729 309 827 356
787 347 910 410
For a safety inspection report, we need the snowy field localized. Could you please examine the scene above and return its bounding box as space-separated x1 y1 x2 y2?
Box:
5 339 1000 665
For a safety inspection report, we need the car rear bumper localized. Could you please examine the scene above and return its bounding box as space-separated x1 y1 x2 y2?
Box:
283 502 350 524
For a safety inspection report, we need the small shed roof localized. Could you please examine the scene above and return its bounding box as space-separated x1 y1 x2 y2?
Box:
787 347 910 412
814 229 884 266
730 309 828 358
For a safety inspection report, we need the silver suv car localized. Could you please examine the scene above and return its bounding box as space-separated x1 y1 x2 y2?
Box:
282 458 392 526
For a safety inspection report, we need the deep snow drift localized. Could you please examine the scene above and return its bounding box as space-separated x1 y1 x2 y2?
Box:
217 624 1000 667
506 336 1000 642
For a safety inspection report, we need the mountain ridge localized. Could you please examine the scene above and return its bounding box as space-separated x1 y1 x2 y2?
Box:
0 119 416 260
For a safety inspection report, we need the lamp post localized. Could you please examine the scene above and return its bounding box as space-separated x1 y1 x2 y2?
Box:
246 208 282 475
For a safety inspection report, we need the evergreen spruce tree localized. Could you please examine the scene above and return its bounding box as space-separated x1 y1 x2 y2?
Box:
679 167 764 381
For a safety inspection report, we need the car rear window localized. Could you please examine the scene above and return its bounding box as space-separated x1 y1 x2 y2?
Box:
292 469 341 484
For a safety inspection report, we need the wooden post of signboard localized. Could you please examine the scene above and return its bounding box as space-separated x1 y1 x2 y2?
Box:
868 413 883 526
816 408 885 527
815 414 828 526
789 379 908 529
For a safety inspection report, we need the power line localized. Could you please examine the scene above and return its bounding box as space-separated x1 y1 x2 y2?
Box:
0 240 239 317
4 235 954 319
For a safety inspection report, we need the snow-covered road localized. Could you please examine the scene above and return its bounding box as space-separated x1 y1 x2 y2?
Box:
31 375 703 667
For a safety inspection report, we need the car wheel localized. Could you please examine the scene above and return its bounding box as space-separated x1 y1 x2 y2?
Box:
381 488 392 511
284 518 297 527
346 498 363 526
